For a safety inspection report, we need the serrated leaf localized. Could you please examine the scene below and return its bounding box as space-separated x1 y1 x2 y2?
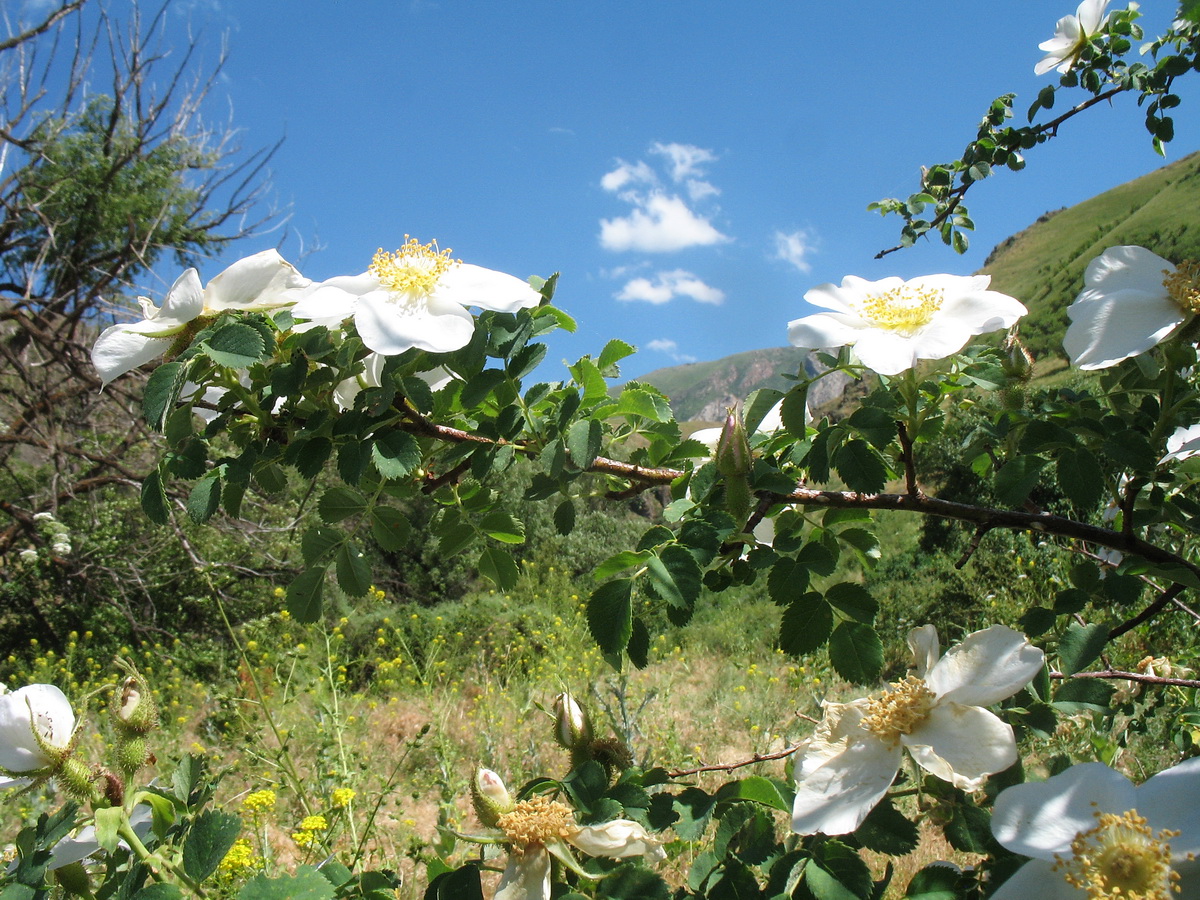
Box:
644 545 701 609
588 579 633 656
825 582 878 623
781 388 809 436
768 557 810 606
1054 678 1114 711
779 593 833 656
301 525 344 566
237 867 336 900
187 474 222 524
553 498 575 535
144 361 186 431
335 543 371 597
567 418 602 469
371 506 412 551
744 388 785 434
714 776 791 812
994 455 1047 506
628 616 651 669
597 338 636 373
371 431 421 479
286 567 327 623
318 487 367 524
478 545 520 591
183 809 242 882
594 550 649 580
460 369 507 408
904 864 961 899
834 439 887 493
478 510 525 544
141 469 170 525
829 621 883 683
1058 447 1104 510
199 323 266 368
1058 622 1109 676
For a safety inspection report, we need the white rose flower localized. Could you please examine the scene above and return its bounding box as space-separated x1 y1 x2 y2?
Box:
791 625 1044 836
1035 0 1111 76
787 274 1026 377
91 250 309 386
290 237 542 357
990 757 1200 900
0 684 76 774
1063 246 1200 369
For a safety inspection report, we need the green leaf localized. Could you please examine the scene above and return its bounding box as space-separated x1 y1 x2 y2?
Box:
905 864 962 899
567 418 602 469
199 322 267 368
588 579 633 656
183 809 242 883
1054 678 1114 711
335 543 371 597
595 864 670 900
301 525 344 565
553 498 576 535
829 621 883 683
714 776 790 812
237 867 336 900
855 799 919 855
1058 447 1104 509
289 437 332 479
825 582 878 623
131 886 184 900
478 510 525 544
93 806 123 853
318 487 367 524
186 474 222 524
594 550 650 580
645 545 702 609
847 406 897 449
744 388 785 433
370 506 413 551
944 804 995 854
478 545 520 591
597 338 636 374
781 387 810 436
460 369 507 408
1058 622 1108 676
141 469 170 525
286 567 327 623
779 593 833 656
994 455 1047 507
834 439 887 493
144 361 186 431
371 431 421 480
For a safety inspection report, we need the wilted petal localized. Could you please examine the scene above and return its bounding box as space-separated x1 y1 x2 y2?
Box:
495 846 551 900
436 263 542 313
925 625 1044 707
903 702 1017 790
569 819 665 861
908 626 940 679
992 762 1136 859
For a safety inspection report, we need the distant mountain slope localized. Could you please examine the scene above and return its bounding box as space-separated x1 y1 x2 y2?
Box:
631 347 851 423
981 150 1200 361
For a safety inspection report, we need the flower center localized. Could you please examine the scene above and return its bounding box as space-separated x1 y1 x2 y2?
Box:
497 796 576 848
859 675 937 743
369 236 458 299
858 285 945 334
1054 809 1181 900
1163 261 1200 315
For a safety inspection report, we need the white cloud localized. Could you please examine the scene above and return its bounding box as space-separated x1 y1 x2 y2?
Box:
616 269 725 305
651 142 716 182
599 143 729 253
601 194 728 253
773 229 815 273
647 338 698 364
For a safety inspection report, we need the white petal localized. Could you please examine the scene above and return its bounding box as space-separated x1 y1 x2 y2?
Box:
1162 424 1200 464
935 286 1028 334
204 249 309 312
289 283 360 326
1136 756 1200 858
908 626 940 679
1076 0 1110 34
903 703 1018 790
846 328 923 376
991 763 1136 859
91 327 172 386
1063 287 1185 369
925 625 1044 707
989 860 1080 900
495 847 551 900
0 684 75 772
354 293 475 355
435 264 542 313
570 820 665 861
155 269 205 324
786 311 867 352
1084 246 1175 293
791 716 902 835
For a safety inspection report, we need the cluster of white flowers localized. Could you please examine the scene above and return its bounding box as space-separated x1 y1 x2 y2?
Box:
92 242 543 387
18 512 74 562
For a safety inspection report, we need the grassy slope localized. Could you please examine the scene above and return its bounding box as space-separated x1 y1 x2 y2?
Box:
981 149 1200 361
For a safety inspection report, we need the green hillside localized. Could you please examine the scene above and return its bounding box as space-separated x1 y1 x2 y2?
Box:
981 149 1200 361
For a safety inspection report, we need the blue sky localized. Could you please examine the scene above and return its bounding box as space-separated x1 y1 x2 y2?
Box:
37 1 1200 379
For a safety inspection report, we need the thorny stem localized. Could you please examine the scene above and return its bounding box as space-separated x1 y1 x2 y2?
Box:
668 744 801 779
1050 669 1200 689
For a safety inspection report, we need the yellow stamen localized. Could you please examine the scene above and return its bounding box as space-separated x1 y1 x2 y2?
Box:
858 285 945 334
497 796 576 848
1163 261 1200 315
1054 808 1181 900
859 675 937 743
369 236 459 297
